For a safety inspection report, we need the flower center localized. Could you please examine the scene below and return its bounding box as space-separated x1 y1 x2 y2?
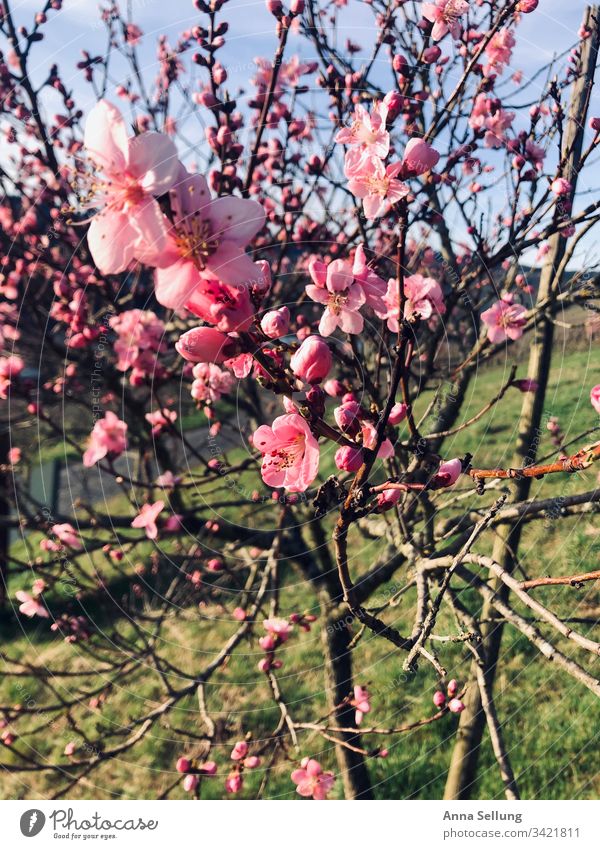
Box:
174 216 220 270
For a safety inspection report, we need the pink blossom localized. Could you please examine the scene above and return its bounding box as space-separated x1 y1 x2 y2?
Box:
263 617 293 642
7 447 21 464
590 385 600 414
447 679 458 697
485 29 516 75
83 411 128 467
0 354 24 399
351 244 388 316
422 0 469 41
191 363 234 403
180 276 256 333
15 590 49 618
347 155 409 220
64 741 77 757
82 100 179 274
361 421 394 459
225 771 243 794
52 523 82 550
350 685 371 725
131 500 164 540
335 101 390 158
306 258 365 335
448 698 465 713
481 298 527 343
151 165 265 311
551 177 572 196
253 414 320 492
383 274 445 331
291 758 335 800
145 408 177 435
176 757 191 773
290 336 332 384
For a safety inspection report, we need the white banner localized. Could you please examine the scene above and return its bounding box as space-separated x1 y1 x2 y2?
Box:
0 800 598 847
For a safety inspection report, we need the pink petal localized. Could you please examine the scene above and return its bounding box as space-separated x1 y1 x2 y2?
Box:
207 197 265 243
127 132 179 195
87 211 137 275
154 258 201 310
84 100 128 173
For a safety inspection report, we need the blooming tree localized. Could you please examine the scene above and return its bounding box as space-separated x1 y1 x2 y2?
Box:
0 0 599 801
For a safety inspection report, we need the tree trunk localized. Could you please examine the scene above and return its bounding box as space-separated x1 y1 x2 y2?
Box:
321 597 375 799
444 6 600 800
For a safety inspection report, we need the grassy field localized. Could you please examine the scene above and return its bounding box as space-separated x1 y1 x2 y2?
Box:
1 347 599 800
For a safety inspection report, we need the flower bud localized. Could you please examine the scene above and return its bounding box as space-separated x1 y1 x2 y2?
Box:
334 445 364 472
290 336 332 384
176 327 237 364
261 306 290 339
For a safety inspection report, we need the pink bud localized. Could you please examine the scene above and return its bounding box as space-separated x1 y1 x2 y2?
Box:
433 690 446 708
233 607 246 621
290 0 305 12
199 760 217 775
244 755 261 769
334 445 363 472
448 698 465 714
432 458 462 488
225 771 243 793
447 679 458 697
290 336 332 384
590 117 600 132
516 0 538 10
261 306 290 339
551 177 572 196
183 774 198 792
207 557 224 572
176 327 237 364
176 757 191 773
591 385 600 414
512 378 539 393
323 379 346 397
231 740 249 761
423 46 441 64
402 138 440 176
388 402 408 425
265 0 283 15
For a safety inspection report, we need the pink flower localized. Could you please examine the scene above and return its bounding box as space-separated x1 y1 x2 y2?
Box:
481 298 527 343
361 421 394 459
350 685 371 725
335 101 390 158
82 100 179 274
383 274 445 331
591 385 600 414
291 758 335 800
306 258 365 335
485 28 516 75
263 617 293 641
7 447 21 464
347 155 409 219
402 138 440 176
191 363 234 403
145 408 177 435
351 244 388 316
290 336 332 384
422 0 469 41
551 177 572 196
253 414 320 492
0 354 24 399
15 590 49 618
151 166 265 310
131 500 164 540
176 327 238 364
231 741 249 761
64 741 77 757
83 411 128 467
431 458 462 488
52 523 82 550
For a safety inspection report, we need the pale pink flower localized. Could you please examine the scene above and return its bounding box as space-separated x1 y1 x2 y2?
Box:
351 685 371 725
131 500 164 540
0 354 24 399
335 101 390 158
485 28 516 75
15 590 49 618
253 413 320 492
422 0 469 41
82 411 128 467
82 100 179 274
191 363 234 403
347 155 409 220
145 408 177 435
551 177 572 196
291 758 335 800
590 385 600 414
351 244 388 316
151 165 265 311
383 274 445 331
306 258 365 335
481 298 527 343
263 617 293 641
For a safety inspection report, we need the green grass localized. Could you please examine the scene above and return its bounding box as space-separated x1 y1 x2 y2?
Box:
1 347 599 800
